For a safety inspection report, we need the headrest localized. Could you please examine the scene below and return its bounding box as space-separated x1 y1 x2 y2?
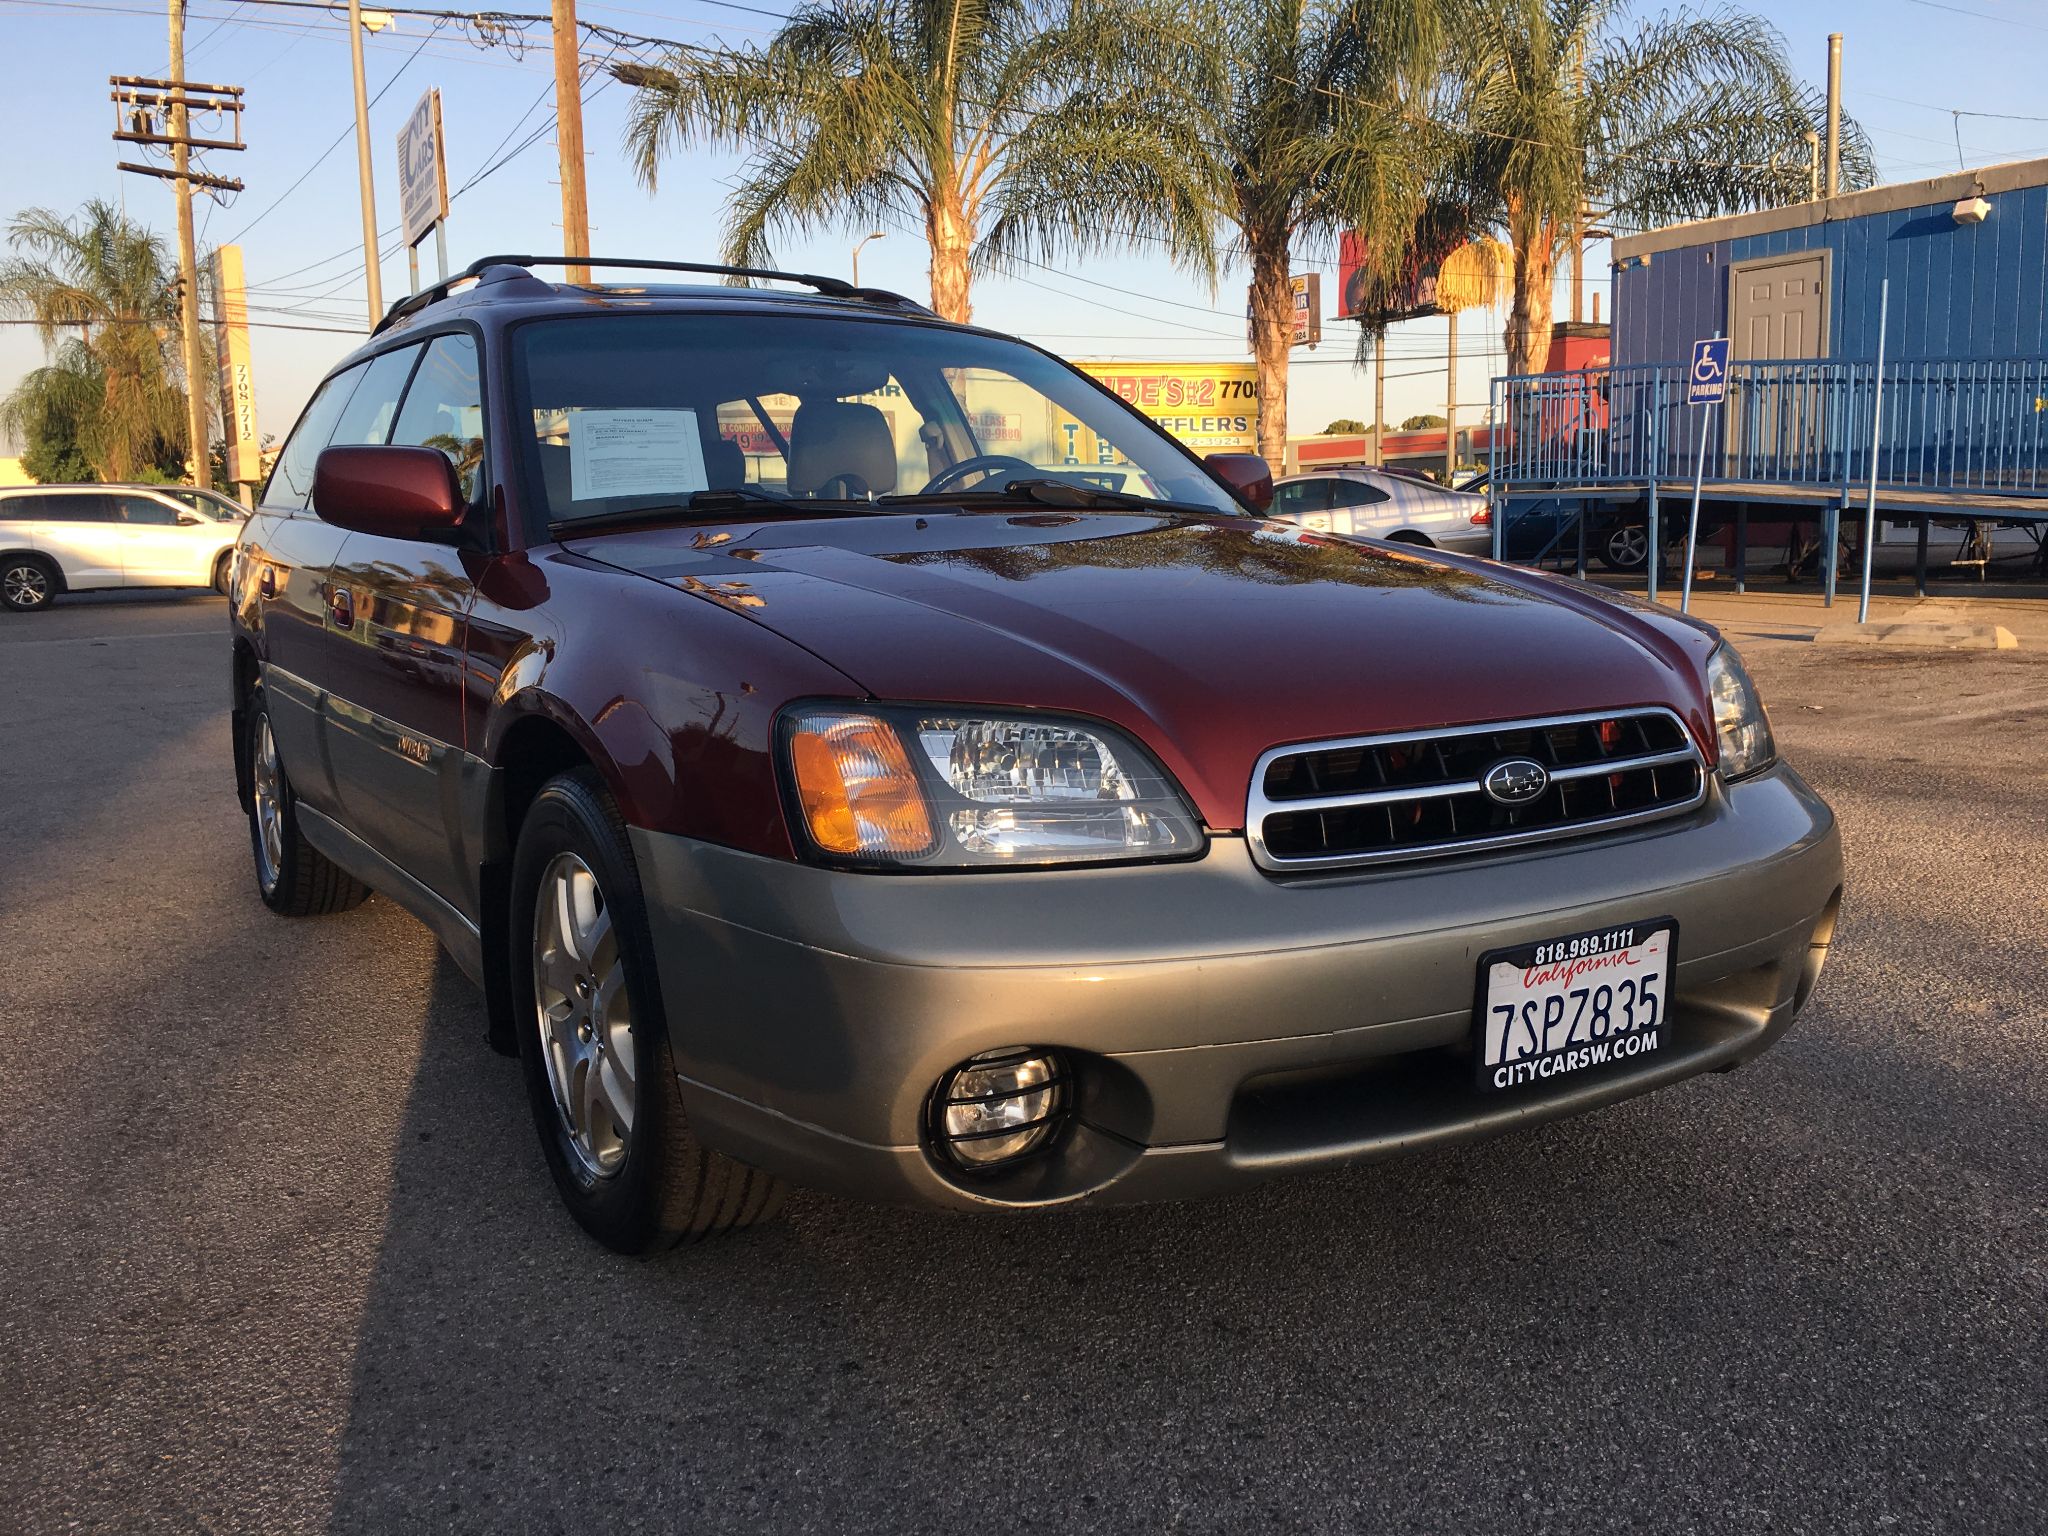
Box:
786 400 898 498
704 437 746 489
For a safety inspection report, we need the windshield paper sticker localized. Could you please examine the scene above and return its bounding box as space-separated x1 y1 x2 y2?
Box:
568 409 707 501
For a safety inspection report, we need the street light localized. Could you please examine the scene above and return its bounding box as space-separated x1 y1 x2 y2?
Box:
852 231 885 287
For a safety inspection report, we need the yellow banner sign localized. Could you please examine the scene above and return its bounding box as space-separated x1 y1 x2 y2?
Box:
1074 362 1260 452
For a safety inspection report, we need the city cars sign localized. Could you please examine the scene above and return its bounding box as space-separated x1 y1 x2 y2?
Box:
396 89 448 249
1074 362 1260 452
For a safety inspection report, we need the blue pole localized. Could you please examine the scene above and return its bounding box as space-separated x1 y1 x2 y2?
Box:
1680 333 1721 614
1490 376 1503 560
1857 279 1891 624
1646 373 1663 602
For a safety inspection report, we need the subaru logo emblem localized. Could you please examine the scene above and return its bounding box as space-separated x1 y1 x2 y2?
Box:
1483 757 1549 805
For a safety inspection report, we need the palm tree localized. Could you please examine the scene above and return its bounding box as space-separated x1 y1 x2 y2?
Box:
1185 0 1443 465
0 200 193 481
618 0 1219 324
1445 0 1873 377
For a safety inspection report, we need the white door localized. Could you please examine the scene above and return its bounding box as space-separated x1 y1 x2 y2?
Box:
29 491 126 589
1728 251 1829 362
1727 251 1830 474
108 492 214 586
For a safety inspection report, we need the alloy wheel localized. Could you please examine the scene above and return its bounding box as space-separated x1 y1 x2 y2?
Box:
1608 526 1649 567
532 851 635 1178
251 714 285 891
3 562 50 610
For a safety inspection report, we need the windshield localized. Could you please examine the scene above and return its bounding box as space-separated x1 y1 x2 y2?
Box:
513 312 1241 525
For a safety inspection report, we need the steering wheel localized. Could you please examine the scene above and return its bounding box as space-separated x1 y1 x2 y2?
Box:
919 454 1044 496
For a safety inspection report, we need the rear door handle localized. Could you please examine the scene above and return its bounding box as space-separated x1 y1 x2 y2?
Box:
329 585 354 630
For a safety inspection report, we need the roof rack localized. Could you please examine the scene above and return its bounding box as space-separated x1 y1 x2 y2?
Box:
371 254 928 336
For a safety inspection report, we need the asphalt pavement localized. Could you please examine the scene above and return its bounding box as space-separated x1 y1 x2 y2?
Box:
1 589 2043 1534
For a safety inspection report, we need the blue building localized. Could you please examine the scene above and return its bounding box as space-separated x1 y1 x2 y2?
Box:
1612 157 2048 369
1489 158 2048 589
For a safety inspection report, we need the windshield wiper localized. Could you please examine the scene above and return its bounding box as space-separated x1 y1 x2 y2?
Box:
549 487 865 536
882 478 1216 515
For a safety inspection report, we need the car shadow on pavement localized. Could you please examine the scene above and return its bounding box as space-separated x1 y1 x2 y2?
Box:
323 943 2045 1536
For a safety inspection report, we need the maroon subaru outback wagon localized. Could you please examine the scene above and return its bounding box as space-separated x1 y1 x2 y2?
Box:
229 256 1842 1253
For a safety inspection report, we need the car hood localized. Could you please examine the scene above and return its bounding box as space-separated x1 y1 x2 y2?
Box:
565 510 1719 830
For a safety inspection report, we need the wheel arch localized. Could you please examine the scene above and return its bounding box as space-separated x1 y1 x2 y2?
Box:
0 547 64 593
476 700 639 1056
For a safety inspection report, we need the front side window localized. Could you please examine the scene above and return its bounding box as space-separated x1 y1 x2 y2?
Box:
513 313 1240 527
114 494 183 526
263 361 367 511
0 494 43 521
391 333 485 501
1270 480 1331 517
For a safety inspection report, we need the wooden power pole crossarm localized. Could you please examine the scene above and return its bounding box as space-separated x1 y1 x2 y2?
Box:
168 0 211 491
553 0 591 285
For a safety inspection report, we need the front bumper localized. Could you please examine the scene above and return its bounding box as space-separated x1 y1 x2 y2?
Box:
630 764 1842 1211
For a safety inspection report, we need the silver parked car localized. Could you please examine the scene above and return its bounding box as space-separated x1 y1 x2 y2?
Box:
1271 466 1493 554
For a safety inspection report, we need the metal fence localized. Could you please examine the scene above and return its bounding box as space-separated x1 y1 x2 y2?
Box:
1488 357 2048 500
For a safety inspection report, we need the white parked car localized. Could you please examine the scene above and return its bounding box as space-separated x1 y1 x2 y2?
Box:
0 484 242 612
1270 466 1493 555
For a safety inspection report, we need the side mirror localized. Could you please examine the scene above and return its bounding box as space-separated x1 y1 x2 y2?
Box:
1205 452 1274 511
312 445 467 539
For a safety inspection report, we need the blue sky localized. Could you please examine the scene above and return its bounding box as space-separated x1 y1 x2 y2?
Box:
4 0 2046 446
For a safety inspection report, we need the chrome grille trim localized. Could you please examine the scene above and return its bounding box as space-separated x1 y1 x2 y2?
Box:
1246 707 1708 873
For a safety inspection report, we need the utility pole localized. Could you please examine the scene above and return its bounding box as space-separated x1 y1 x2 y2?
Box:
347 0 383 325
552 0 591 284
1444 310 1458 485
112 50 243 490
168 0 209 489
1372 339 1385 467
1824 33 1843 200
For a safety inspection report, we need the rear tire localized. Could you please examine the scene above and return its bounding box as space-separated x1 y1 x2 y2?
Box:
510 768 785 1254
213 551 233 597
2 555 57 612
1598 523 1650 572
246 691 372 916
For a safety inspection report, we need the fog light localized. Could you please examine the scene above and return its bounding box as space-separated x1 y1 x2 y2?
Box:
929 1048 1070 1170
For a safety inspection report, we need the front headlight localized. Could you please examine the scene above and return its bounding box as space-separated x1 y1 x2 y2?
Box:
781 705 1205 869
1706 642 1776 780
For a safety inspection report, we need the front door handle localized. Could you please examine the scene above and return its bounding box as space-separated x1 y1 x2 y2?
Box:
329 585 354 630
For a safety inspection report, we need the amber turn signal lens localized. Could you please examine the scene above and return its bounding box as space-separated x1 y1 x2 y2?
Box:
788 713 935 858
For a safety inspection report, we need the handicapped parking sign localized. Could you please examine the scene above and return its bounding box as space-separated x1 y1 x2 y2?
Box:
1688 337 1731 405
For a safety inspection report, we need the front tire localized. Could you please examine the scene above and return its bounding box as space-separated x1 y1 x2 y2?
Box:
245 692 372 916
2 555 57 612
510 769 785 1253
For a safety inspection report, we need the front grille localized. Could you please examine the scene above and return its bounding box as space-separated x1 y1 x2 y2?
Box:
1247 708 1707 872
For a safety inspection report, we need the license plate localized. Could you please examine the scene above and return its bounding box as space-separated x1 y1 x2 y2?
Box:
1475 920 1677 1092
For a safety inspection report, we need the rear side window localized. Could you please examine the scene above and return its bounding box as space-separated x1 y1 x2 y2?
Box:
1329 479 1390 509
329 345 422 448
391 333 485 501
40 494 118 523
263 361 368 511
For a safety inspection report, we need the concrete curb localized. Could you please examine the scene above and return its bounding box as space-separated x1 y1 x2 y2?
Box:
1811 621 2019 650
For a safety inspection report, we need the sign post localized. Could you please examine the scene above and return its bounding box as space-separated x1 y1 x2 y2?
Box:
1680 335 1730 612
396 89 450 293
1857 279 1892 624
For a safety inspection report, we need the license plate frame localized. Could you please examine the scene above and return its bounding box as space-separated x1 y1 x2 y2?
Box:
1473 918 1679 1092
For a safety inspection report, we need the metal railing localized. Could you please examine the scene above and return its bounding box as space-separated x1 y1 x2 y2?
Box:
1488 357 2048 502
